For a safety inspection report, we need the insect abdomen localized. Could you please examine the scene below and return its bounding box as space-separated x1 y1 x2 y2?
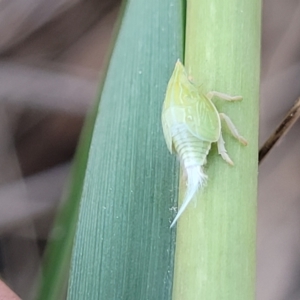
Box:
172 124 211 168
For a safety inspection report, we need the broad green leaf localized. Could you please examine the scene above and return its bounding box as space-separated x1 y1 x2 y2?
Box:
66 0 184 299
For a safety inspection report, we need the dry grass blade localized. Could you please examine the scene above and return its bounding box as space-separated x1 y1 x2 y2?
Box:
259 97 300 163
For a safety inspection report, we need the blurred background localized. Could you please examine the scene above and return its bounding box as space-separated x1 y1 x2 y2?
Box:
0 0 299 299
0 0 120 298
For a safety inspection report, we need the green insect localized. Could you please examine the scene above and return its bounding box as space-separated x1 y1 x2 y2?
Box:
162 60 247 228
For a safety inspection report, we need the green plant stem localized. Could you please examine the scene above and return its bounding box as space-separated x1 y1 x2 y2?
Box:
172 1 261 300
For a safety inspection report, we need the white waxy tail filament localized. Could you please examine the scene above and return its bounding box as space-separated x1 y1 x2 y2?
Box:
170 165 207 228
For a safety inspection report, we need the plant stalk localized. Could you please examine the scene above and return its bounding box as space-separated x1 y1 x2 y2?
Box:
172 0 261 299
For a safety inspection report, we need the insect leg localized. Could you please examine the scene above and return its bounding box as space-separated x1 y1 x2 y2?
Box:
217 132 234 165
219 113 248 145
206 91 242 101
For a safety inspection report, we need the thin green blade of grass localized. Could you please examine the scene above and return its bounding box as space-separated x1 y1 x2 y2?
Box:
173 0 261 299
35 82 102 300
66 0 183 299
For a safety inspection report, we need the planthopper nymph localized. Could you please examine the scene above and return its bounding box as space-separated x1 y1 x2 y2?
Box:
162 60 247 228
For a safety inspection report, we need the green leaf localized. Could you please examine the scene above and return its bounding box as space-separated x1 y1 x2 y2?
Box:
35 89 100 300
66 1 184 300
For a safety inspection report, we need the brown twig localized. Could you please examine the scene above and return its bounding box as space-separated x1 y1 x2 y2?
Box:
259 97 300 164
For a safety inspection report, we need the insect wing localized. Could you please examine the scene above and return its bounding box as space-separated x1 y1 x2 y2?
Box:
162 60 220 151
184 92 220 142
161 61 185 153
161 106 173 153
